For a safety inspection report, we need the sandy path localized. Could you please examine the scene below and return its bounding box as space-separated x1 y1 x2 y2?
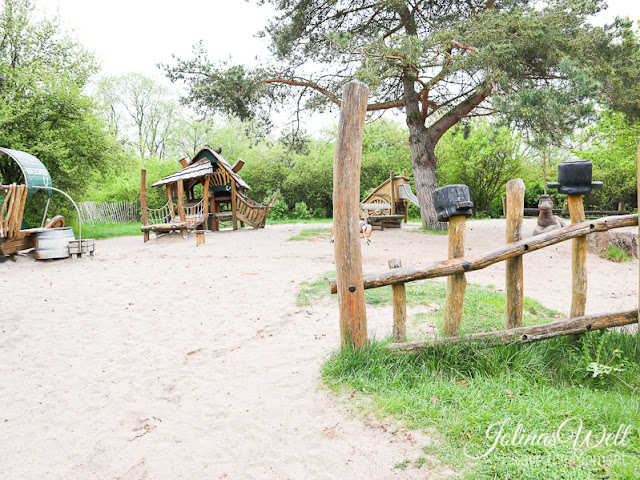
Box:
0 220 636 479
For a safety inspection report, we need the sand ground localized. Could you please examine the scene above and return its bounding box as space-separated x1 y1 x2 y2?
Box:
1 219 637 479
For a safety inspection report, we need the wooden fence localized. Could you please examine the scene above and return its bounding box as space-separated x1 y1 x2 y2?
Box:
79 201 139 225
330 81 640 353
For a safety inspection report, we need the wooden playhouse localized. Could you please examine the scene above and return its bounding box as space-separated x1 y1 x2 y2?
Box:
360 170 420 229
140 146 279 242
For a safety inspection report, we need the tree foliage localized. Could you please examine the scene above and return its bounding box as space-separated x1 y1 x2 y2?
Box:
0 0 124 224
95 73 178 160
163 0 640 228
575 110 640 210
436 120 526 215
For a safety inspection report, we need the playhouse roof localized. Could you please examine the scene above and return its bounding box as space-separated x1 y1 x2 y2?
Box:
151 146 250 190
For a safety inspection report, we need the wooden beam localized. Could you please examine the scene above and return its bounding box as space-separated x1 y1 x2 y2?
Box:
444 215 467 336
568 194 587 318
388 309 638 352
177 179 187 238
505 179 525 329
140 169 150 242
389 259 407 342
203 176 210 230
328 214 638 294
333 80 369 352
390 170 395 215
231 178 238 230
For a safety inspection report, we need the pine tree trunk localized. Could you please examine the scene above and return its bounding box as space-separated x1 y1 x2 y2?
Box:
403 76 447 230
411 134 446 230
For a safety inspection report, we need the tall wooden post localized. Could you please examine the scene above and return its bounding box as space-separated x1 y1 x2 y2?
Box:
390 170 396 215
444 215 467 336
177 179 187 239
203 176 210 230
389 259 406 342
231 178 238 231
333 80 369 351
140 169 150 242
505 179 525 329
568 194 587 317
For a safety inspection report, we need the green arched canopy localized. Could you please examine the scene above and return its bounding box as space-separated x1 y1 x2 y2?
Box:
0 147 52 197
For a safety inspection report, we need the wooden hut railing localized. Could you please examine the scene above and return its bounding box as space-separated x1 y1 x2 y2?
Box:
145 199 174 226
184 198 205 228
234 190 280 229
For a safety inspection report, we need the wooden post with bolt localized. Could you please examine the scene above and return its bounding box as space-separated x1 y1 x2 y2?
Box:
568 194 587 318
333 80 369 351
547 160 603 319
505 179 525 329
433 184 474 337
444 215 468 336
389 258 406 342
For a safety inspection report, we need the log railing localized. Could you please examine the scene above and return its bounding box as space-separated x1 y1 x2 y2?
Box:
329 84 640 352
329 214 637 294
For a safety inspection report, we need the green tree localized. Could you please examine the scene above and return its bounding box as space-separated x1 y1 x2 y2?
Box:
0 0 124 223
575 110 640 210
95 73 178 160
163 0 639 228
436 120 526 215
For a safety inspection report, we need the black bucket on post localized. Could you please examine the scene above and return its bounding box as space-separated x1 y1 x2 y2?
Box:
547 160 603 195
432 184 474 222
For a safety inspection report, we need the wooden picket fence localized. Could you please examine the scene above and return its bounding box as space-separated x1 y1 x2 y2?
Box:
330 80 639 353
79 201 139 225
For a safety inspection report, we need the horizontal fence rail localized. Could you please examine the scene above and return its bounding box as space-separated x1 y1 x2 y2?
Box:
80 201 139 225
389 309 638 353
329 214 638 294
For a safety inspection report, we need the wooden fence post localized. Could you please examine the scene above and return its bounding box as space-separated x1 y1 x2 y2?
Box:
177 179 188 239
568 194 587 318
389 259 406 342
140 169 150 242
333 80 369 352
444 215 467 336
505 179 525 329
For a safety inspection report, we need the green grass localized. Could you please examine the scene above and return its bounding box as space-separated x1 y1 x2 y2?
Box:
296 271 335 306
267 217 333 225
602 246 634 263
409 225 449 235
68 222 143 239
287 227 332 242
300 274 640 478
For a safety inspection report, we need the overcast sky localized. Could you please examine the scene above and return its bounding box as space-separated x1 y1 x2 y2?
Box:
43 0 640 132
47 0 640 80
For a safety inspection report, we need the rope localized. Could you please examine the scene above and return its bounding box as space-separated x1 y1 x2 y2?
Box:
147 200 173 225
184 198 204 228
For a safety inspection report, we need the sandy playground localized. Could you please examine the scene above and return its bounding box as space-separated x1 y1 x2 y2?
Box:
1 219 637 479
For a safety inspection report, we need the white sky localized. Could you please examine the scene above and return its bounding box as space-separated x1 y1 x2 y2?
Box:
47 0 275 80
46 0 640 80
43 0 640 131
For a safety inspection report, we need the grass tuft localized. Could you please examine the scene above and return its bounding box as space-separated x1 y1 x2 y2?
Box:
287 227 332 242
601 246 634 263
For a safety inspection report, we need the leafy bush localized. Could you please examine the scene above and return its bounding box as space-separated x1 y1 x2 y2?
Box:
265 193 289 220
292 202 312 219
